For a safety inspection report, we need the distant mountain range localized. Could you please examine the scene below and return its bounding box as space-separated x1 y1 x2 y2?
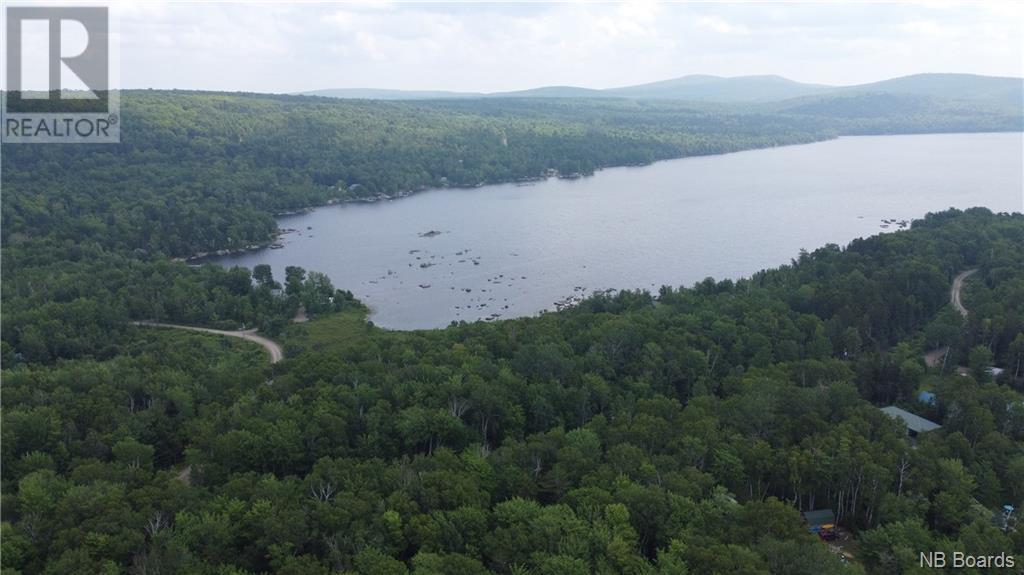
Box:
302 73 1023 108
301 88 484 100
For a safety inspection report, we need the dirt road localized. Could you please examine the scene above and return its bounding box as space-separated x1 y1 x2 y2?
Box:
951 269 977 318
133 321 283 363
923 346 949 368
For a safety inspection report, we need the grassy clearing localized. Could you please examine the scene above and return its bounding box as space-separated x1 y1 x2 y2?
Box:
280 306 374 356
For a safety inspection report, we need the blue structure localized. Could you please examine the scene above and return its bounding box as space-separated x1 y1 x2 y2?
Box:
1002 505 1015 531
918 391 937 406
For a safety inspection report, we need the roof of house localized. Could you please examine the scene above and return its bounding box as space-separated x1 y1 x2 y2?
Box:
803 509 836 527
881 406 941 433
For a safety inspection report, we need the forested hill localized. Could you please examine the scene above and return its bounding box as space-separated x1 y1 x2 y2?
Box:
3 209 1023 574
306 73 1024 106
1 92 833 258
3 90 1020 259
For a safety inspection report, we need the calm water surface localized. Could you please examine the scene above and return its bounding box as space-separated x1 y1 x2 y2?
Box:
209 133 1024 329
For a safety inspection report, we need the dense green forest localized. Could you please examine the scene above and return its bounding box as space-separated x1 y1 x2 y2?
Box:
4 91 1020 259
2 90 1023 573
3 208 1023 574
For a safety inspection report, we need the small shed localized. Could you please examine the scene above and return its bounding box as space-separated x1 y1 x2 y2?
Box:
881 406 941 437
917 391 937 406
803 509 837 532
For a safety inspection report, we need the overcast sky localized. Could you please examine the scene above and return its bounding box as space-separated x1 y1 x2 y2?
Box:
59 1 1024 93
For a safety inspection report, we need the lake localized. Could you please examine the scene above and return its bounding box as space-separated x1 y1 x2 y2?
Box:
208 132 1024 329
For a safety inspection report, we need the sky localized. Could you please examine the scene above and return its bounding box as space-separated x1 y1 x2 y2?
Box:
10 1 1024 93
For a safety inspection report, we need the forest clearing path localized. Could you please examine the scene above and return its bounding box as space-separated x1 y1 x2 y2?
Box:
951 268 977 318
133 321 284 363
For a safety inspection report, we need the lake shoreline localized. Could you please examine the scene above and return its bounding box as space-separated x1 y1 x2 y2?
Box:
182 133 847 263
183 131 1022 265
201 132 1022 330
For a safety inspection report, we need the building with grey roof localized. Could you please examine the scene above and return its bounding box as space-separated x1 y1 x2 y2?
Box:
881 406 941 437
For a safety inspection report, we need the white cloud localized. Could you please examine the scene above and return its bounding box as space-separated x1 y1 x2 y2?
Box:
901 20 965 38
104 1 1022 93
697 15 750 36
